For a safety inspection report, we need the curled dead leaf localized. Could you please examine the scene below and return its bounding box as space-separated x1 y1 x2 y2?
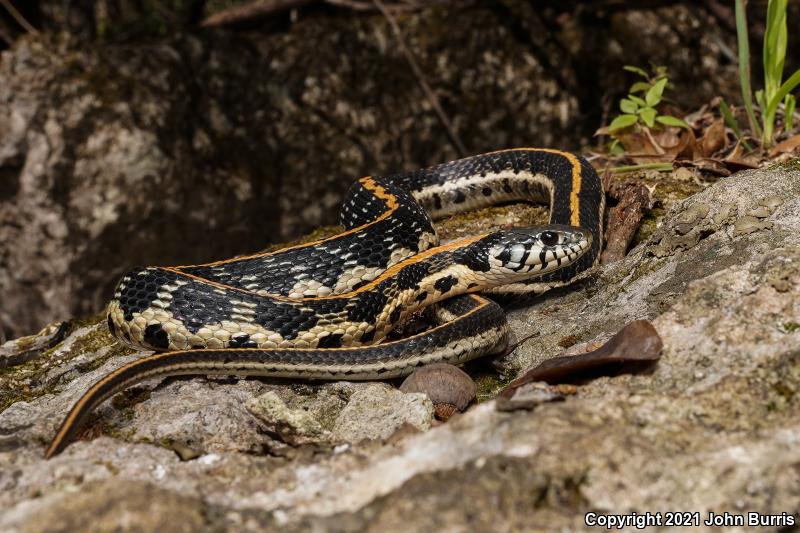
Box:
700 119 727 157
499 320 663 398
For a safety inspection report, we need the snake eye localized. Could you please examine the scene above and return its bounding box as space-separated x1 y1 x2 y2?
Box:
540 231 559 247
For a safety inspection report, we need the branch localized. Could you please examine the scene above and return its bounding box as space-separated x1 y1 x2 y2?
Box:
200 0 315 27
0 0 38 35
325 0 430 12
373 0 467 157
600 177 653 264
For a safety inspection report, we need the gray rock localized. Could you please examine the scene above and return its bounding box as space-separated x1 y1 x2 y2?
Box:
332 384 433 443
127 378 278 455
247 390 331 446
1 162 800 530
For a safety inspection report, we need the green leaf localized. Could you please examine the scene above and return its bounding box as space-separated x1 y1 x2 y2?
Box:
653 66 668 78
766 68 800 119
629 81 651 94
638 108 656 128
629 95 647 107
785 93 796 132
645 78 668 107
656 115 690 129
764 0 788 98
608 114 639 131
735 0 762 138
623 65 649 78
609 138 625 155
612 162 674 174
620 98 639 113
755 89 766 111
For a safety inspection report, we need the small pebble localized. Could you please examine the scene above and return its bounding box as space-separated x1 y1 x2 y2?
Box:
400 363 477 421
171 443 203 462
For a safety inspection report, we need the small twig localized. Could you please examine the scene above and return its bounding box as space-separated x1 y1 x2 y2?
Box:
325 0 425 12
373 0 467 157
0 0 38 34
609 162 673 174
500 331 540 358
200 0 314 27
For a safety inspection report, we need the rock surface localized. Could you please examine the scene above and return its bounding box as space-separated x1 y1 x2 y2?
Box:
0 2 754 339
0 162 798 531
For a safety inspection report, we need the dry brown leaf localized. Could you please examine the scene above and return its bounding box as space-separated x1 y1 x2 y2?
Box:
725 138 763 168
674 158 731 177
650 126 682 151
768 134 800 157
614 130 665 160
700 119 727 157
683 103 714 130
499 321 663 395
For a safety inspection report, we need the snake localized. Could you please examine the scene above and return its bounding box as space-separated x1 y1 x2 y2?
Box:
45 148 604 458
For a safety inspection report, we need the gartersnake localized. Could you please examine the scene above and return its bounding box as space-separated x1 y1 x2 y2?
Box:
46 148 604 458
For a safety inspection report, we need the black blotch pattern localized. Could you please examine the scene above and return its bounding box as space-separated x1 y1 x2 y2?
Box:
253 298 321 340
347 290 390 324
360 328 376 343
143 323 170 350
230 333 257 348
415 290 428 302
394 261 430 290
433 193 442 210
453 236 496 273
389 307 402 324
482 187 492 196
107 315 117 336
351 279 370 291
317 333 344 348
496 247 511 264
453 190 466 203
434 275 458 294
169 279 236 334
502 179 513 194
117 268 178 321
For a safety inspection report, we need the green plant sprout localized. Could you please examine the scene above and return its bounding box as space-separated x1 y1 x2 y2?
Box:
606 65 689 153
735 0 800 147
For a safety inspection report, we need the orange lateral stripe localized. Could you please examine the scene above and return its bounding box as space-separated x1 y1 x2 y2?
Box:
163 232 488 302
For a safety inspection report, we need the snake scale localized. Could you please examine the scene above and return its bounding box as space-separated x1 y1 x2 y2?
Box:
46 148 605 457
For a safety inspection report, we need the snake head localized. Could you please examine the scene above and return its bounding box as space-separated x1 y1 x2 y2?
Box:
472 224 592 280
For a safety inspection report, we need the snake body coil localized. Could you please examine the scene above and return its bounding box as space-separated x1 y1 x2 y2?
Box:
46 148 604 458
